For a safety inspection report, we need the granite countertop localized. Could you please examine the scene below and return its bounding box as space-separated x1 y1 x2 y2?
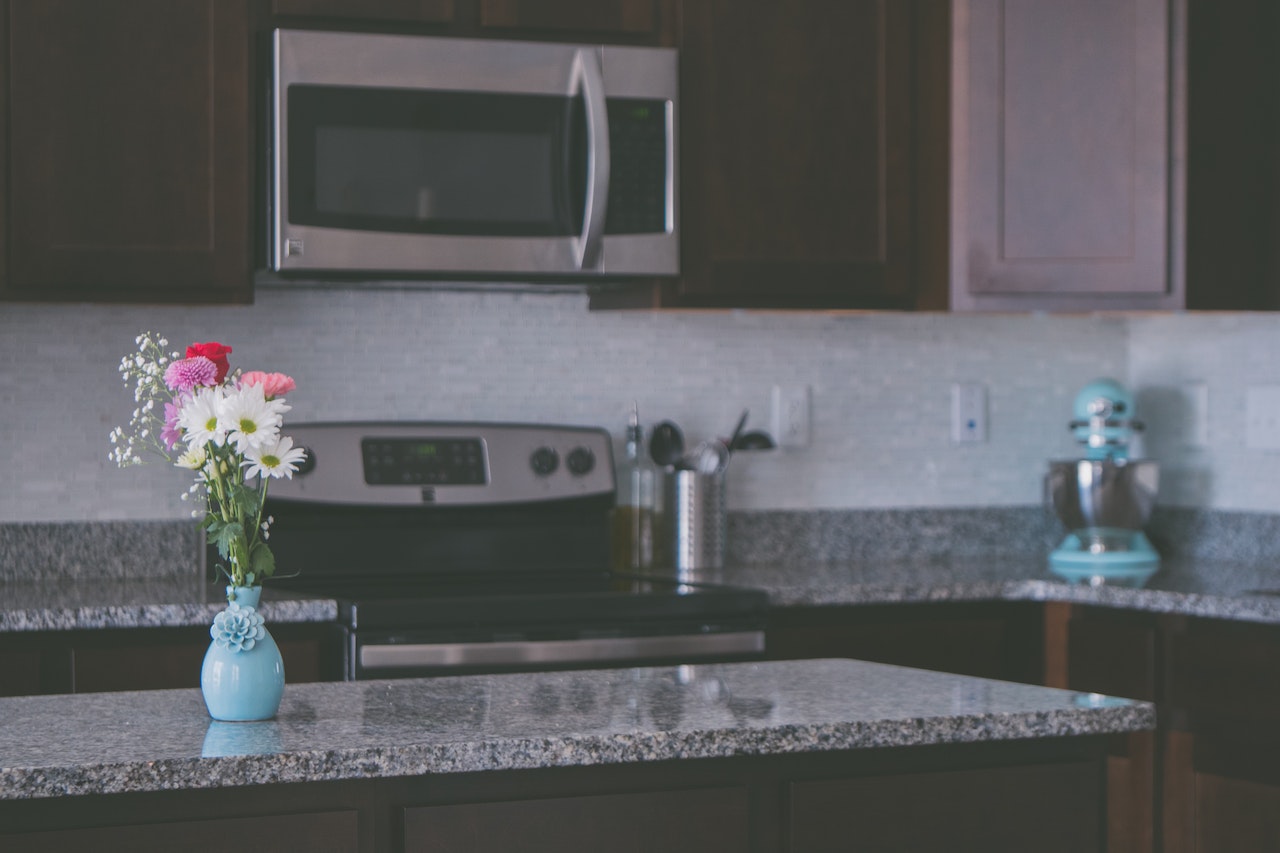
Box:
694 555 1280 625
7 555 1280 632
0 657 1153 800
0 578 337 632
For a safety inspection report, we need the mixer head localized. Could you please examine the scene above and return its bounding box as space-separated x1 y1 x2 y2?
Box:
1069 378 1144 460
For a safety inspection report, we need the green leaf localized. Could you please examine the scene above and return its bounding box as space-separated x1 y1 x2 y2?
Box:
212 521 245 562
250 542 276 580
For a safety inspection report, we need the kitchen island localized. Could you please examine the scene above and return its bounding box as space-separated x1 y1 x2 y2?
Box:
0 657 1150 851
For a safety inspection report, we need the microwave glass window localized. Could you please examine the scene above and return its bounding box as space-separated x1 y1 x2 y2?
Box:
288 86 586 237
313 127 555 224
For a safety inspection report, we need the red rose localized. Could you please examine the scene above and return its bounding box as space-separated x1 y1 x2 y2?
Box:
186 341 232 383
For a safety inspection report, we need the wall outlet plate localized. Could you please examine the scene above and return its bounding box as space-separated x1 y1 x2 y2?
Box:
771 384 811 448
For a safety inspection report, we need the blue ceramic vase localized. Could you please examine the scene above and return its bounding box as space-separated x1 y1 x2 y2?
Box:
201 585 285 722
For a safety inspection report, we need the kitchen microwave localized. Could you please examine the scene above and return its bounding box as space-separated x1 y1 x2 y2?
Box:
269 29 679 280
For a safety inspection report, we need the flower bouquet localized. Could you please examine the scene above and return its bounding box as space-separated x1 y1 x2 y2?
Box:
110 332 301 720
110 332 305 597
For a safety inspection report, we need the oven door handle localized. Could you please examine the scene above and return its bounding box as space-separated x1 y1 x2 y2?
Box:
572 47 610 271
359 632 764 670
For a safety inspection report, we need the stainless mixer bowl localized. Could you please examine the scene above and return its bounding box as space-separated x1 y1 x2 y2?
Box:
1047 459 1159 532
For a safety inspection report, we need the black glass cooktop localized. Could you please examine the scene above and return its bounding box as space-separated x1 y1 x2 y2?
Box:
273 570 769 632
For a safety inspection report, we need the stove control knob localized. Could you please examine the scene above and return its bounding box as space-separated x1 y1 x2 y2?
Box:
529 446 559 476
566 446 595 476
294 447 317 476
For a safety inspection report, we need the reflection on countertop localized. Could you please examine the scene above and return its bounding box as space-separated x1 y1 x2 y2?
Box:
0 657 1154 800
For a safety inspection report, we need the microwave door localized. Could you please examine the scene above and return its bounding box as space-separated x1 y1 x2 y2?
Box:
271 31 608 276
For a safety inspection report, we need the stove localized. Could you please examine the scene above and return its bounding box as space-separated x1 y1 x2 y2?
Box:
253 422 767 680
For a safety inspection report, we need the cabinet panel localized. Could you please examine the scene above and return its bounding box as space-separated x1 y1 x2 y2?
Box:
479 0 663 37
675 0 916 308
766 604 1044 685
2 809 360 853
271 0 457 24
403 786 748 852
951 0 1184 311
789 761 1102 853
4 0 251 303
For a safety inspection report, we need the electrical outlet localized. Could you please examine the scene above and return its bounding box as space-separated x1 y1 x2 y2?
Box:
1246 385 1280 450
771 385 811 448
951 383 987 443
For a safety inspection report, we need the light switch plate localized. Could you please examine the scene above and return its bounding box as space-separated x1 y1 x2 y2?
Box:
951 383 987 443
1246 385 1280 450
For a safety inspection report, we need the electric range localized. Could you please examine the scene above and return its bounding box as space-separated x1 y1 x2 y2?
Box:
248 422 767 680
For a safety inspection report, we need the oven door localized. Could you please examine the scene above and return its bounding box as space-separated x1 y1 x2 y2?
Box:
270 29 677 278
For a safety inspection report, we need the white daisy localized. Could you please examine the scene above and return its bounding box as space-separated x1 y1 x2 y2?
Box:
217 383 290 454
175 445 207 471
242 435 307 480
177 386 226 448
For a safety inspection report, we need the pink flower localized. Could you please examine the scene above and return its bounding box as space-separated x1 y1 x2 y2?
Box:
163 356 218 392
239 371 296 400
161 400 183 449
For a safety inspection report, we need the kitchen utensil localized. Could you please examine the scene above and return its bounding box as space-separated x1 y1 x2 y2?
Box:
726 409 749 455
1048 378 1159 587
686 439 730 475
664 469 727 574
649 420 685 468
733 431 775 451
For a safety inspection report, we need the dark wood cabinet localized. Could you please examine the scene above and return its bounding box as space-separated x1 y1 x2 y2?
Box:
1055 606 1280 853
478 0 673 40
0 743 1112 853
1163 617 1280 853
1060 606 1159 853
0 0 254 303
4 809 361 853
665 0 929 310
270 0 675 44
0 623 343 695
403 786 748 852
271 0 458 25
789 760 1103 853
765 602 1045 685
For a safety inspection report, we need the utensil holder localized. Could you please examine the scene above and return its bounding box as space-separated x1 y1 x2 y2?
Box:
664 469 726 575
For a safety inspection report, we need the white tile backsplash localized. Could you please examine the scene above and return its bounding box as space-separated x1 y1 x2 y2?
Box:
7 285 1268 522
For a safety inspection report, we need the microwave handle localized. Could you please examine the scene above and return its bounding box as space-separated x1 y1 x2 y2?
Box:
573 48 610 270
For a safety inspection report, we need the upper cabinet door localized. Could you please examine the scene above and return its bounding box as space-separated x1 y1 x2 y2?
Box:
950 0 1185 311
674 0 919 309
3 0 252 303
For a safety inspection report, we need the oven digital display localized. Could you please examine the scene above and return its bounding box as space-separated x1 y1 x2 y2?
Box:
361 437 486 486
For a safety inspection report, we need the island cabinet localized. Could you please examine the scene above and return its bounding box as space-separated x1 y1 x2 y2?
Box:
763 602 1046 685
0 0 255 304
0 744 1111 852
0 623 344 697
1053 604 1280 853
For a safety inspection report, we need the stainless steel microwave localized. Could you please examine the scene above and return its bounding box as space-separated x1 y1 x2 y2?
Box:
269 29 678 279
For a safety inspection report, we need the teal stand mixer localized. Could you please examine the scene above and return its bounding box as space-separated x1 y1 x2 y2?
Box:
1048 379 1160 587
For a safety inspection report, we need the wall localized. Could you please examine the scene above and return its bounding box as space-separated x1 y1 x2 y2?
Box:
1130 313 1280 512
1 287 1135 522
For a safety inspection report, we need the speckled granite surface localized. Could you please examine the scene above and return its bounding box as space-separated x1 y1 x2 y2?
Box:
0 521 200 583
0 579 337 631
693 556 1280 625
0 658 1153 800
